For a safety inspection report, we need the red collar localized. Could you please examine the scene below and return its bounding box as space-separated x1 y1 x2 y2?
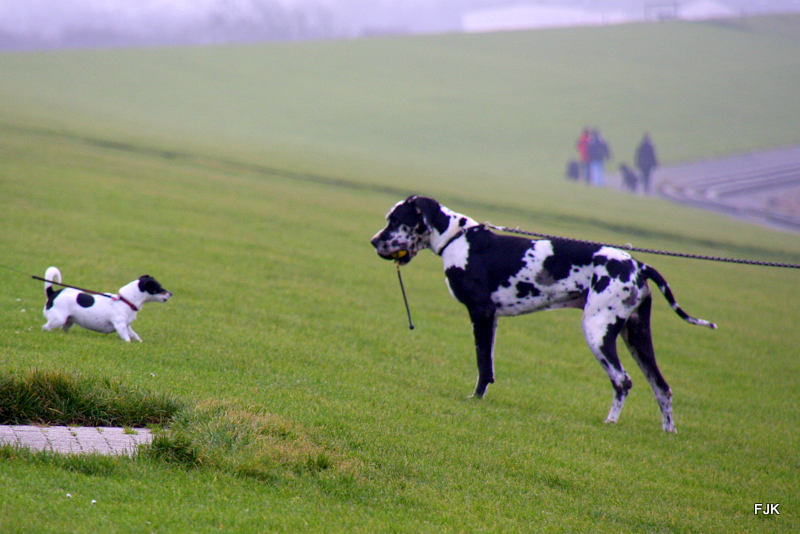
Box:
115 295 139 312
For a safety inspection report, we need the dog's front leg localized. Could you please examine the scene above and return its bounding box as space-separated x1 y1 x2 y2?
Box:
469 308 498 398
127 326 143 343
112 321 133 342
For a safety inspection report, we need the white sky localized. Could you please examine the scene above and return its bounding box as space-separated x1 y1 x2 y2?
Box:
1 1 798 38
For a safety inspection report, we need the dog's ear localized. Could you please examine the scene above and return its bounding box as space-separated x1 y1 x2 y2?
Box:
410 196 450 234
138 275 164 294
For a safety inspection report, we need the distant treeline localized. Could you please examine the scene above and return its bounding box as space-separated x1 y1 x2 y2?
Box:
0 0 337 50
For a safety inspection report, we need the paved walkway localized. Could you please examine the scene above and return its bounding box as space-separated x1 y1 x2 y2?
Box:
0 425 153 456
607 144 800 233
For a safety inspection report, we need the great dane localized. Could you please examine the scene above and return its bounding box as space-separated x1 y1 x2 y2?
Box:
371 196 715 432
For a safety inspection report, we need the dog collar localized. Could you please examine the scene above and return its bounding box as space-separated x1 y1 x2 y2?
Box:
114 295 139 312
437 228 468 256
439 224 488 256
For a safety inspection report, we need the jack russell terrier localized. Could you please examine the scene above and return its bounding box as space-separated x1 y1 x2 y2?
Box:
42 266 172 342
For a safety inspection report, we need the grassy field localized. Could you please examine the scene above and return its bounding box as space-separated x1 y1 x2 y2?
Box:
1 16 799 533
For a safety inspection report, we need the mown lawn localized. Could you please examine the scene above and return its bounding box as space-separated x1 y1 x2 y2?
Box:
1 16 799 533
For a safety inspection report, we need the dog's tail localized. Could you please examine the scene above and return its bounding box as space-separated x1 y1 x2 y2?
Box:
643 265 717 329
44 266 62 296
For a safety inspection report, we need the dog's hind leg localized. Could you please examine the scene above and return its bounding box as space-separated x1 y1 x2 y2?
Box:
583 310 632 425
469 309 498 398
42 314 70 332
621 295 676 432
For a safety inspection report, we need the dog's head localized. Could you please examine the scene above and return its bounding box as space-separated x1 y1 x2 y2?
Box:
370 196 451 265
137 275 172 303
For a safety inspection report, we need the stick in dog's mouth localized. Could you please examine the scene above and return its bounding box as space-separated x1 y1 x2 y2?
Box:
395 262 415 330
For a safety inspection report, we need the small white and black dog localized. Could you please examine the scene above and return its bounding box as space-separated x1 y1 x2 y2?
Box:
42 267 172 342
371 196 716 432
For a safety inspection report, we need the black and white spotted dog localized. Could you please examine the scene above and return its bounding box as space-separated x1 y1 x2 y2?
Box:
42 266 172 342
371 196 716 432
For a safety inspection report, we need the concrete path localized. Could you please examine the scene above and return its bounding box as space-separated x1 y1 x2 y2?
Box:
0 425 153 456
607 144 800 233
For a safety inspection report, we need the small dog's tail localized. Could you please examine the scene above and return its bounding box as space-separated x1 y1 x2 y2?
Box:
643 265 717 329
44 266 62 296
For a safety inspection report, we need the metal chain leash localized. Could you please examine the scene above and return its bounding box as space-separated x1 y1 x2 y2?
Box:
483 223 800 270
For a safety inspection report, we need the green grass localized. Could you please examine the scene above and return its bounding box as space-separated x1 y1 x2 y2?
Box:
3 16 800 212
1 16 799 533
145 399 341 479
0 369 183 426
0 369 346 485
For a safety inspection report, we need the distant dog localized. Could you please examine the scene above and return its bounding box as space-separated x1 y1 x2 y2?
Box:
619 163 639 193
42 267 172 342
371 196 715 432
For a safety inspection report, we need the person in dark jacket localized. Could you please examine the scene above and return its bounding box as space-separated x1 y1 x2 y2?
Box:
635 133 658 194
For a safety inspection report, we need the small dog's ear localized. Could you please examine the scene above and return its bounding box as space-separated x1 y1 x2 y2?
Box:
138 275 164 294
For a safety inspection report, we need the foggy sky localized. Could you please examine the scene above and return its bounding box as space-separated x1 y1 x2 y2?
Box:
1 0 798 50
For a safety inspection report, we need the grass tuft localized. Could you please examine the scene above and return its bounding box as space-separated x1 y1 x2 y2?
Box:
1 370 344 481
147 433 201 467
143 399 345 481
0 369 185 427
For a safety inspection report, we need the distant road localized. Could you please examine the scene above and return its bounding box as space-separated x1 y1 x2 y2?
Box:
609 144 800 233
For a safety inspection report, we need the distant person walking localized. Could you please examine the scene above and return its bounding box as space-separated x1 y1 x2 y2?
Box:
575 128 591 183
587 129 611 186
635 133 658 194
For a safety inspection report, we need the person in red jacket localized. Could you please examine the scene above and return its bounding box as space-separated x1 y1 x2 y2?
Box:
575 128 591 183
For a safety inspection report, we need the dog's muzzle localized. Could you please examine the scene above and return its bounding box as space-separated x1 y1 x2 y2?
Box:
375 248 414 265
371 236 414 265
386 249 413 265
